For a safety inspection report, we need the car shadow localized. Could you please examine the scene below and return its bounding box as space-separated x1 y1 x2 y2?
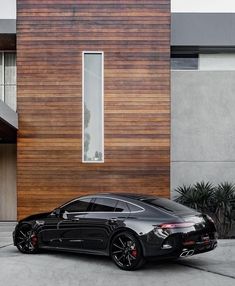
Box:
38 248 181 271
5 245 186 272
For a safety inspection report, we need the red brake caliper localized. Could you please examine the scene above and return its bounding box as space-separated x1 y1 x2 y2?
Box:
31 234 38 246
131 248 137 257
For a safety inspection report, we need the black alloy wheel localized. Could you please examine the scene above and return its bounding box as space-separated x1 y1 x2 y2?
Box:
110 231 145 270
15 224 39 254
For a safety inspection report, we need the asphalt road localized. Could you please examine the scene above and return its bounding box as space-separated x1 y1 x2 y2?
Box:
0 223 234 286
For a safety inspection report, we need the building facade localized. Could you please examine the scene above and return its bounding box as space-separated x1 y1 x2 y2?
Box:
171 1 235 195
1 0 235 221
1 0 170 220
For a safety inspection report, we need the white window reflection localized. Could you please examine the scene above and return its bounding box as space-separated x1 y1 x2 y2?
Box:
83 52 104 163
0 52 17 111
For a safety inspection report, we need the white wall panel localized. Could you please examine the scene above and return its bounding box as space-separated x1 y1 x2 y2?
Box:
172 0 235 13
0 0 16 19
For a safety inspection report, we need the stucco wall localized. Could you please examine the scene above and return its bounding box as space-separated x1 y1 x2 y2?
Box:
171 71 235 197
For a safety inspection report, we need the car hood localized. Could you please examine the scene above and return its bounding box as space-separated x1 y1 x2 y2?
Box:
19 212 52 222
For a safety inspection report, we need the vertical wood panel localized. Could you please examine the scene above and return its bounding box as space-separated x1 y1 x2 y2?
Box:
17 0 170 219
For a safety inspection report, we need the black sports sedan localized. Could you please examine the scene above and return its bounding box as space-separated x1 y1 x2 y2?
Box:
13 193 217 270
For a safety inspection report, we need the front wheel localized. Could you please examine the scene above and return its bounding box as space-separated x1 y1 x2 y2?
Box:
15 223 39 254
110 231 145 270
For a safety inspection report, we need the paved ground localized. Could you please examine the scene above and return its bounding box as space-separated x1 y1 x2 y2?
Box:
0 222 235 286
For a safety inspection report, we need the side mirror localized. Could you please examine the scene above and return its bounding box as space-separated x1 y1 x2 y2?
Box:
52 208 61 217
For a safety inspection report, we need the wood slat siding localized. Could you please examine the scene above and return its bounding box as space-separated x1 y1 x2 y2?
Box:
17 0 170 219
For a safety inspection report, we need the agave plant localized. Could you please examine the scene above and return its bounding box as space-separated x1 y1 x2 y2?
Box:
211 182 235 238
174 181 235 238
175 182 214 212
193 182 215 213
175 184 198 210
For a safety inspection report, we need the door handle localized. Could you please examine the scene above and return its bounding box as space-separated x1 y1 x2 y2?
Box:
72 218 80 221
108 218 118 224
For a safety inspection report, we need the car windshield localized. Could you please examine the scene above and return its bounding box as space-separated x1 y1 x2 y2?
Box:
143 198 195 214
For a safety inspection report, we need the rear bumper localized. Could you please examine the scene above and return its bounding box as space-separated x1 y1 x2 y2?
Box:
193 238 218 254
141 229 217 258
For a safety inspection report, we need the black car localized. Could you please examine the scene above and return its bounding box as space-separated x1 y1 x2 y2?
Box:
13 193 217 270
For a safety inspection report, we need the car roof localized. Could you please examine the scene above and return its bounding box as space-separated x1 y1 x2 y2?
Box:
95 193 157 201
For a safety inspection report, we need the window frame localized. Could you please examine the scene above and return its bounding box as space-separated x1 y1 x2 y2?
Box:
88 196 144 214
82 51 104 163
60 196 145 214
0 52 4 101
0 51 17 110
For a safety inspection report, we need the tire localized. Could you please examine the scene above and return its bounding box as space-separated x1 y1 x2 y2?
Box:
15 223 39 254
110 231 145 271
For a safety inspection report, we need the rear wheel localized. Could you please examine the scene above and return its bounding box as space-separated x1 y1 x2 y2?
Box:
15 224 39 254
110 231 145 270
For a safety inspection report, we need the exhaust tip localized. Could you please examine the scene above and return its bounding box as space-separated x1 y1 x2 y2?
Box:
180 249 194 257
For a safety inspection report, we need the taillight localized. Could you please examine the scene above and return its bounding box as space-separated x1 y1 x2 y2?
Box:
158 222 194 229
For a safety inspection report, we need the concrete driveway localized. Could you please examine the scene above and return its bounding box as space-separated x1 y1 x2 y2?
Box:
0 222 235 286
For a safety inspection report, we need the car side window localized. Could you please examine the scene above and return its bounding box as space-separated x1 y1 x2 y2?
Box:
115 200 129 212
91 198 117 212
127 203 142 212
62 198 91 212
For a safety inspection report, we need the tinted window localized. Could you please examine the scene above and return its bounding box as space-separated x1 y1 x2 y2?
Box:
128 203 142 212
115 200 129 212
91 198 117 212
143 198 194 214
171 54 198 70
62 199 91 212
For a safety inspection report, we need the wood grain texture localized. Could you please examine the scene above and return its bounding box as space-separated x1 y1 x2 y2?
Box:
17 0 170 220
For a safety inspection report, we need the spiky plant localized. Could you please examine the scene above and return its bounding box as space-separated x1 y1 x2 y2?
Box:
192 182 215 213
175 184 199 210
212 182 235 238
174 181 235 238
175 182 214 212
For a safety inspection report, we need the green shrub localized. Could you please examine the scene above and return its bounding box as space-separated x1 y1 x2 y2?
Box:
174 181 235 238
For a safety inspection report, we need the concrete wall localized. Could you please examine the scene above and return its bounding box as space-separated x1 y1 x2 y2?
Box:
0 144 16 220
171 71 235 198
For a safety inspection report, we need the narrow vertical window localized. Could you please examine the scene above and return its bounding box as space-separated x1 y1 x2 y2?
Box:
0 52 17 111
82 52 104 163
0 53 4 101
4 53 17 111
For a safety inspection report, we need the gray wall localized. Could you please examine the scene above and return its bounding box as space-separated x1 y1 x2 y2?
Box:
171 71 235 198
172 13 235 47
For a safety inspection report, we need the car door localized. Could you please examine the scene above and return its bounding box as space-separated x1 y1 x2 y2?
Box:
82 197 130 251
57 197 93 249
41 197 92 249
